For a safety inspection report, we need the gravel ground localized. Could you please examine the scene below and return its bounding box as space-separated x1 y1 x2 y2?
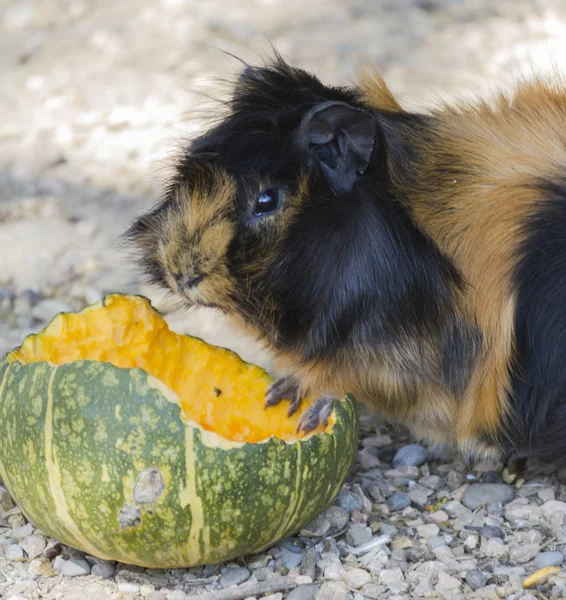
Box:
4 0 566 598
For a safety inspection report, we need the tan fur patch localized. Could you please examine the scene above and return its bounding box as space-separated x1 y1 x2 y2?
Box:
358 67 403 112
407 79 566 446
157 166 238 307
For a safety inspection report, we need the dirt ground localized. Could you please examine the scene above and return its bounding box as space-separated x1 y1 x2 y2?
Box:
4 1 566 599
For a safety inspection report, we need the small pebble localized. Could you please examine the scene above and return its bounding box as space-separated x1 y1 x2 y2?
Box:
7 514 26 529
406 547 436 563
465 568 487 591
247 554 271 569
367 484 385 503
323 563 344 581
325 506 348 534
505 499 542 525
509 543 540 564
480 525 504 540
345 523 372 547
386 492 411 512
417 524 440 538
286 584 319 600
316 581 347 600
168 592 186 600
426 510 449 524
516 529 543 545
541 499 566 526
393 444 427 468
358 451 380 469
385 466 419 479
419 475 443 490
462 484 515 510
279 549 303 570
407 487 430 506
19 534 46 559
379 568 409 594
53 555 66 571
302 512 330 537
6 544 24 562
0 487 15 511
380 523 399 537
335 490 363 514
10 523 33 539
437 571 461 594
220 567 251 588
91 561 116 578
28 558 56 577
279 538 303 554
483 538 509 558
537 488 555 503
534 551 564 569
61 558 92 577
300 548 317 580
427 536 447 549
341 568 371 589
118 582 140 595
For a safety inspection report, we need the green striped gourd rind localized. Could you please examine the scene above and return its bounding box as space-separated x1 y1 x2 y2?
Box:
0 357 358 568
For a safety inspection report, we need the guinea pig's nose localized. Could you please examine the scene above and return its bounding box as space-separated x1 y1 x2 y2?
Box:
177 274 205 289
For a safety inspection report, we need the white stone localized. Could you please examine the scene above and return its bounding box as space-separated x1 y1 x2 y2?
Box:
437 571 461 594
482 538 509 559
341 568 371 589
541 500 566 527
417 524 440 538
316 582 347 600
379 568 409 593
427 510 449 524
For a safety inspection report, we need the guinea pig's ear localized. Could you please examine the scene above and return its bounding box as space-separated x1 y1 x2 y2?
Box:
297 101 376 193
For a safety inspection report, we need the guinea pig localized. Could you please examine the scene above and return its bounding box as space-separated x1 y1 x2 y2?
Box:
126 55 566 461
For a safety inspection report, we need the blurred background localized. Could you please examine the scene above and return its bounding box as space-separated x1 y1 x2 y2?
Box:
2 0 566 366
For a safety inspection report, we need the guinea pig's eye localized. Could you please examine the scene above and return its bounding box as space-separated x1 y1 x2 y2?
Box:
253 188 282 217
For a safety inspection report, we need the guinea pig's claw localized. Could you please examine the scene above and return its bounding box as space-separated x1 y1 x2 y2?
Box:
287 391 304 417
264 375 301 411
297 395 339 434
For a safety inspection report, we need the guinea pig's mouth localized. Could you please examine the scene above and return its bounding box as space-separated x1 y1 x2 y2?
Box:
178 284 208 306
174 278 219 310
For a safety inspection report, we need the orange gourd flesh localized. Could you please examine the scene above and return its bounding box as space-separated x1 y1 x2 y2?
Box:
8 295 331 442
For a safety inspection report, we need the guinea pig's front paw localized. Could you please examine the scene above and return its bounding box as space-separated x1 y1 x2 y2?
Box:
265 375 304 416
297 395 339 434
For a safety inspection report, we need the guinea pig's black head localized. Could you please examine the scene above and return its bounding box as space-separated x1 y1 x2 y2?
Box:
127 59 380 320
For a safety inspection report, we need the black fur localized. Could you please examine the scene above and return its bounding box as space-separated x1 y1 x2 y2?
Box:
269 176 463 365
503 180 566 459
442 318 483 397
